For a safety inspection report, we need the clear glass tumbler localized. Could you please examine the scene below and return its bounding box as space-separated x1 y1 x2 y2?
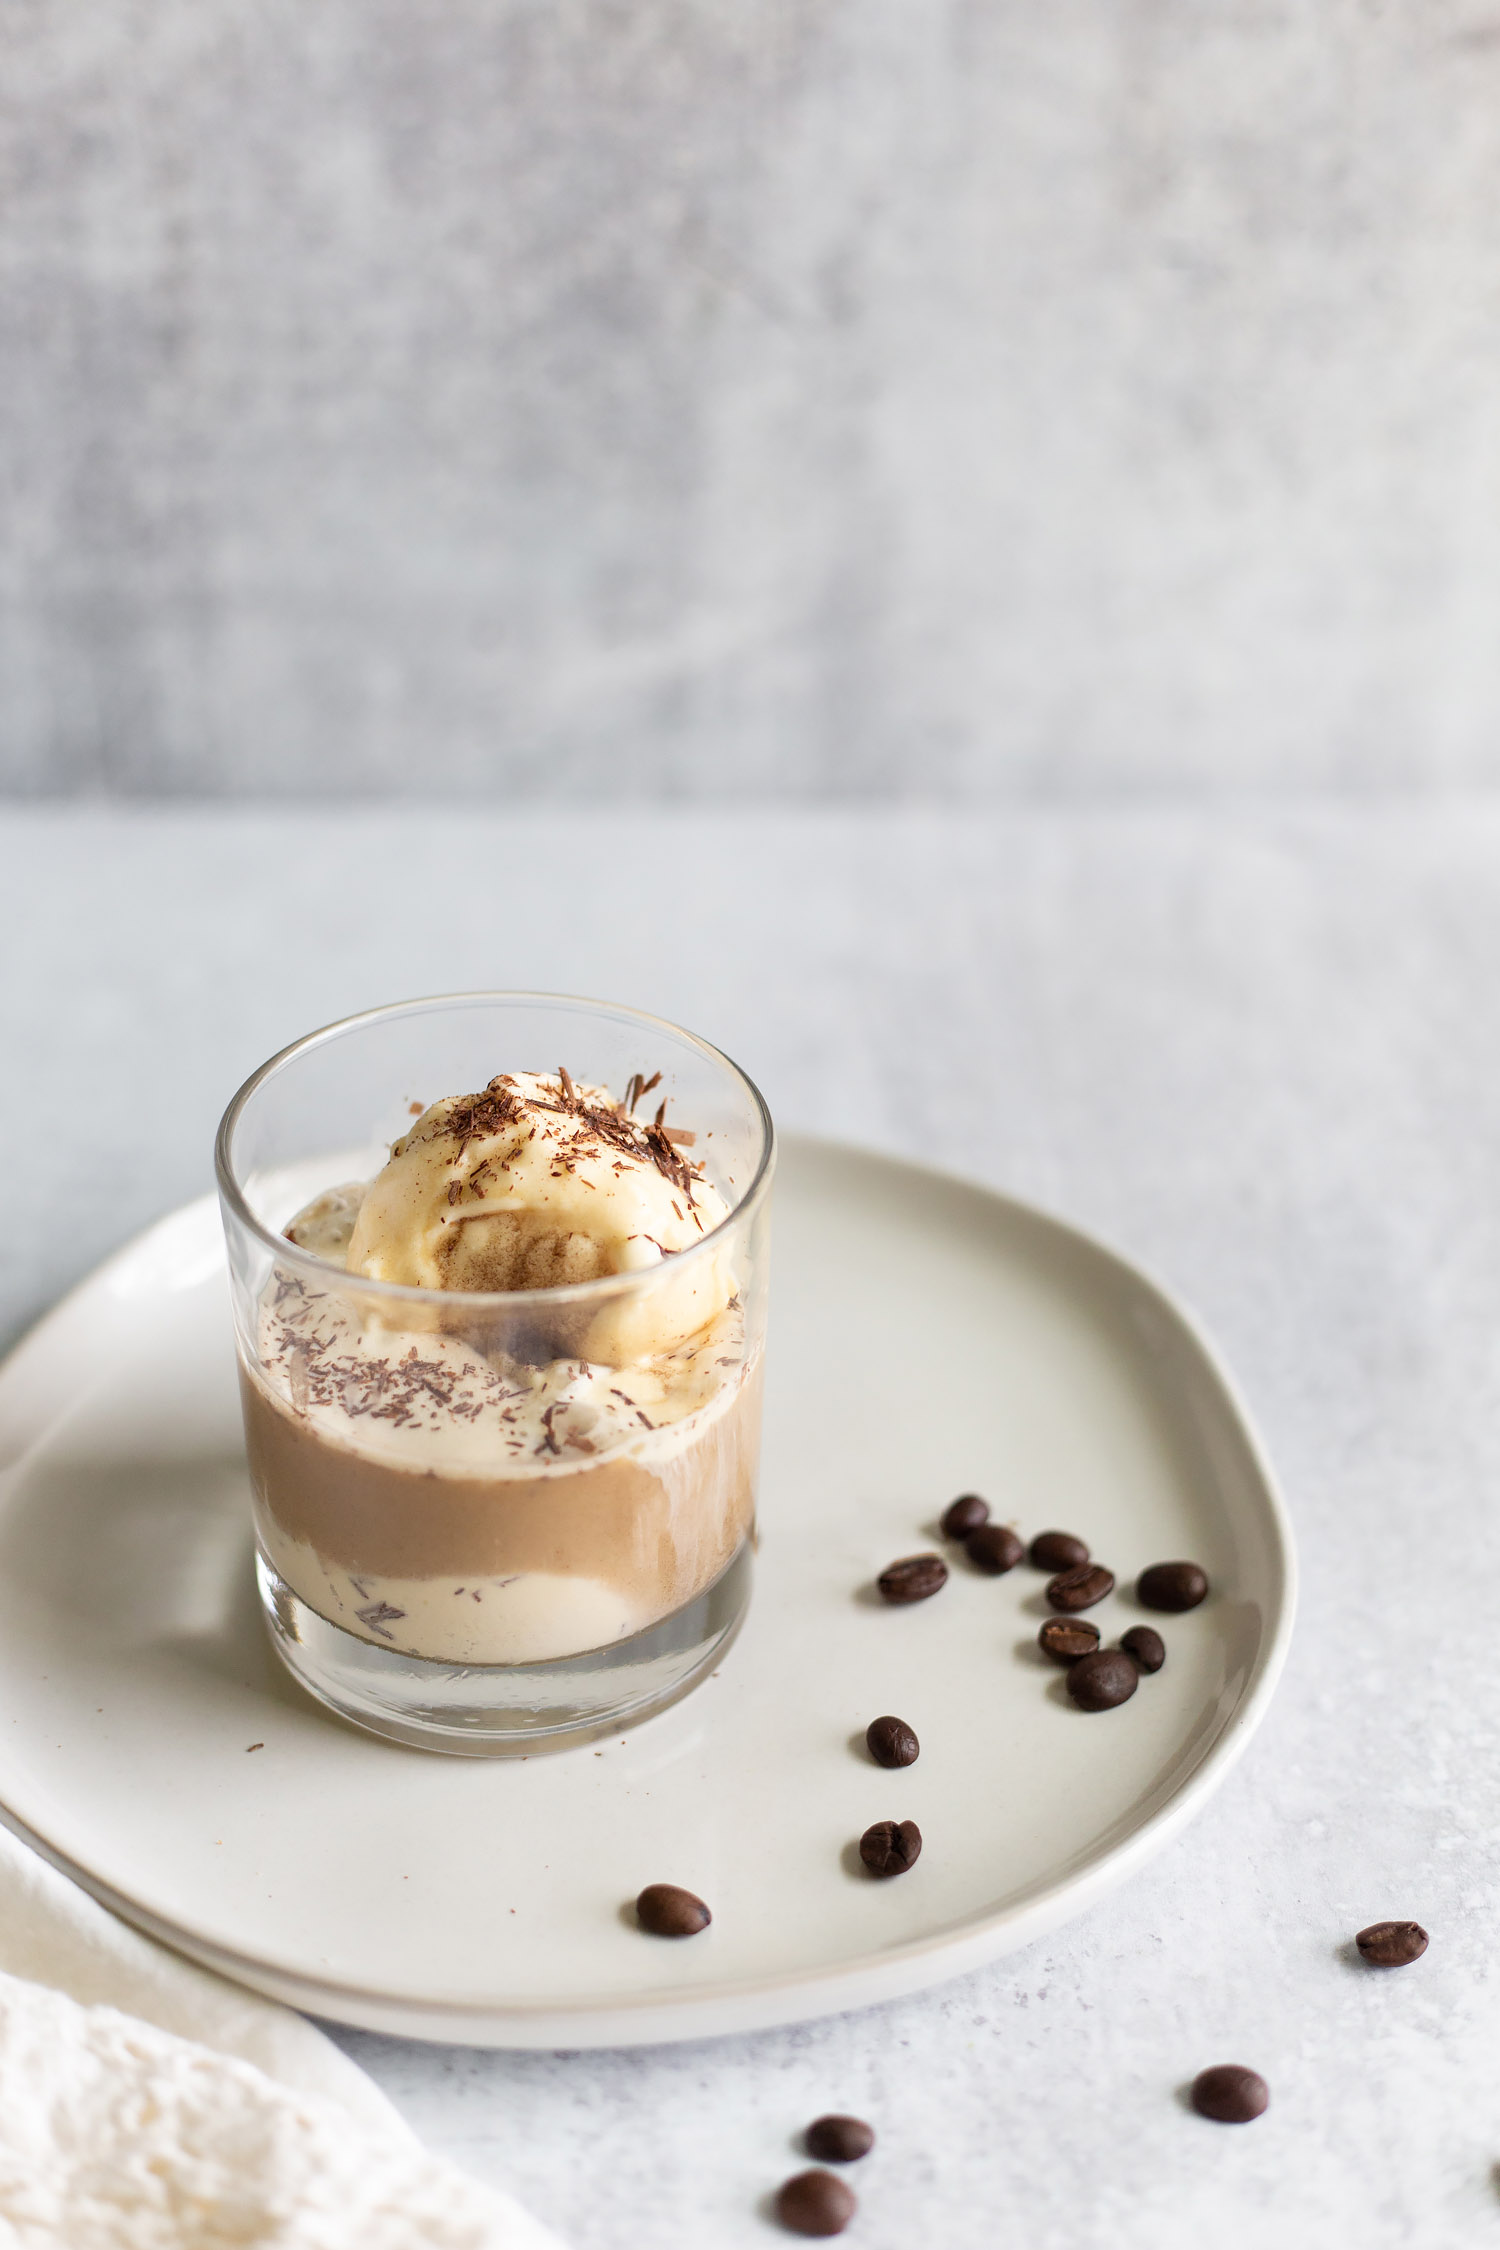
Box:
215 993 773 1754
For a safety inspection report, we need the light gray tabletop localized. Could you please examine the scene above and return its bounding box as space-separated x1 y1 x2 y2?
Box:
3 800 1491 2247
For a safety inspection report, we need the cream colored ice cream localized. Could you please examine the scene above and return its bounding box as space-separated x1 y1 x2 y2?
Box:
340 1070 731 1363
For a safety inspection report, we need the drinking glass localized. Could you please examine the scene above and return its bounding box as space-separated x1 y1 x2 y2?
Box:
215 993 773 1754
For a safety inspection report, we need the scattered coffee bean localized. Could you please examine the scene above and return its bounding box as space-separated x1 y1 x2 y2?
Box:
1046 1562 1115 1612
635 1883 711 1937
1066 1649 1138 1710
776 2170 857 2236
1190 2064 1269 2124
965 1523 1024 1575
865 1715 920 1769
1356 1920 1428 1968
1137 1560 1209 1612
940 1493 989 1540
859 1818 923 1877
1038 1617 1101 1665
1030 1529 1089 1572
1121 1625 1166 1673
805 2115 875 2163
877 1553 948 1604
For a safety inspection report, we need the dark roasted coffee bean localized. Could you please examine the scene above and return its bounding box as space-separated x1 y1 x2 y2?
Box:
635 1883 711 1937
1191 2064 1269 2124
877 1553 948 1604
1121 1625 1166 1673
1047 1562 1115 1612
805 2115 875 2163
1038 1617 1101 1665
1066 1649 1138 1710
1030 1529 1089 1572
859 1818 922 1877
865 1715 920 1768
775 2170 857 2236
941 1492 989 1540
1356 1919 1428 1968
1137 1560 1209 1612
965 1523 1024 1575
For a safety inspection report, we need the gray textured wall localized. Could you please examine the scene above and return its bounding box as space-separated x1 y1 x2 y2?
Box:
4 2 1500 799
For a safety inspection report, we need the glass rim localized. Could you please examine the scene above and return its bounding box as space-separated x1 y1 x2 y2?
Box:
214 989 776 1314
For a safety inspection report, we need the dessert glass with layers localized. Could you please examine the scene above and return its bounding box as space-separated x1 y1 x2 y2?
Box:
215 993 773 1754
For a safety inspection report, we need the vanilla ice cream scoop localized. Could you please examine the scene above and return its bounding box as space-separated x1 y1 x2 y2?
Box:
343 1070 732 1361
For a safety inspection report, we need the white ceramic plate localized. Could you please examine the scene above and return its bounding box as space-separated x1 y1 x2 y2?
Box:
0 1139 1292 2048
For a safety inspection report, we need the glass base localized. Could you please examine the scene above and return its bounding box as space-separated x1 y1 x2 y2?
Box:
256 1544 753 1756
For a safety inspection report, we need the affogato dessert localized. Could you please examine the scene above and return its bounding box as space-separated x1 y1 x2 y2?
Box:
241 1070 762 1668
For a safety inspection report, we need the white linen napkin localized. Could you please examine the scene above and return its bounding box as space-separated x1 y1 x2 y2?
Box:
0 1821 565 2248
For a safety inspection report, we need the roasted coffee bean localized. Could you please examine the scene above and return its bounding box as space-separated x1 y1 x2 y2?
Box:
1190 2064 1269 2124
775 2170 857 2237
877 1553 948 1604
1066 1649 1138 1710
1046 1562 1115 1612
1038 1617 1101 1666
965 1523 1024 1575
1121 1625 1166 1673
1030 1529 1089 1572
940 1492 989 1540
805 2115 875 2163
859 1818 922 1877
865 1715 920 1769
635 1883 711 1937
1137 1560 1209 1612
1356 1920 1429 1968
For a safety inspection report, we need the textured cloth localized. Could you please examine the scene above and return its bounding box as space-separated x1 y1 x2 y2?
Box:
0 1825 562 2248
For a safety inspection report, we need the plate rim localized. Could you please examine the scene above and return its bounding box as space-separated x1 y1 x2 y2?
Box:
0 1138 1297 2047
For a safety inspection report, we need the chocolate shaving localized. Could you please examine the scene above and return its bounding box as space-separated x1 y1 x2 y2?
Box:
643 1122 699 1199
624 1069 662 1114
355 1600 406 1639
